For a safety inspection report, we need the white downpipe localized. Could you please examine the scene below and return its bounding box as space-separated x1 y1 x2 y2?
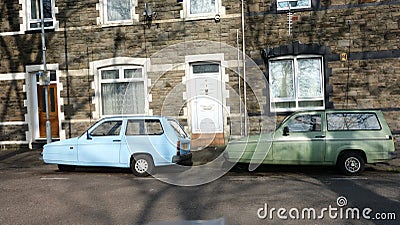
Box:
241 0 248 136
236 29 243 136
40 0 52 144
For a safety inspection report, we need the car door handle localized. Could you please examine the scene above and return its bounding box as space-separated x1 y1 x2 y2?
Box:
315 135 325 138
113 140 121 142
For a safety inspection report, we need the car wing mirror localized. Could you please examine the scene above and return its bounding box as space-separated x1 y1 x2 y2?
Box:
283 126 290 136
87 131 92 140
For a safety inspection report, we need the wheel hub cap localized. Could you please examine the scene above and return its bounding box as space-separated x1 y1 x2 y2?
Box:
135 159 148 173
345 157 360 173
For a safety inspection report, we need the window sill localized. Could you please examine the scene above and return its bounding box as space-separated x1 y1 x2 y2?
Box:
100 21 136 28
276 7 312 13
183 14 219 21
25 27 56 34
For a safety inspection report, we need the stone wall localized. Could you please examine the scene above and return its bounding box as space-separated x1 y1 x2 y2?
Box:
0 78 28 148
0 0 399 147
0 80 26 121
0 1 20 33
59 72 95 120
250 0 400 133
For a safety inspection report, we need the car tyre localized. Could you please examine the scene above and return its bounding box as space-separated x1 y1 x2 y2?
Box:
337 152 365 176
131 154 154 177
58 164 76 172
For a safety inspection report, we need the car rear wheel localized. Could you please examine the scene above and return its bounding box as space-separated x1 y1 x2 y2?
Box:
337 152 365 176
58 164 76 172
130 154 154 177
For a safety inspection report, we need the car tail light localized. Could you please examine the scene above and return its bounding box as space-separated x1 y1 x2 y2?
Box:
176 140 181 156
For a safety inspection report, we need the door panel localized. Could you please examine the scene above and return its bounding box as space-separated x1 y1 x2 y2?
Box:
77 136 121 164
77 120 123 165
191 75 223 133
273 114 325 162
37 84 59 138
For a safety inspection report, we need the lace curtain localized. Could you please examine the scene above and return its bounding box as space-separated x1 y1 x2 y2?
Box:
270 60 294 99
297 58 322 98
190 0 216 14
107 0 131 21
102 82 145 115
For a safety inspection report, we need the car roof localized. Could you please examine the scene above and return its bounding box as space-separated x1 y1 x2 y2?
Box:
100 115 174 120
291 109 382 114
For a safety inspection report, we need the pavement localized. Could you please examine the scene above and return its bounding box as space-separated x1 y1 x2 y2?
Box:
0 149 44 169
0 147 399 173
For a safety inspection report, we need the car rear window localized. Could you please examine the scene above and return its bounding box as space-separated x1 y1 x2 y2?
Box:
327 113 381 131
126 119 164 135
168 119 188 138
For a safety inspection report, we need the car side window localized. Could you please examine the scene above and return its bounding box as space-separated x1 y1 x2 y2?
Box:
146 120 164 135
126 119 164 135
90 120 122 136
327 113 381 131
287 115 321 132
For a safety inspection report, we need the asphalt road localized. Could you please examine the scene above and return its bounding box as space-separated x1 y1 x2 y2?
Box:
0 151 399 225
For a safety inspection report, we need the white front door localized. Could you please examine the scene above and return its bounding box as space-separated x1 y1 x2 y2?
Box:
189 63 223 134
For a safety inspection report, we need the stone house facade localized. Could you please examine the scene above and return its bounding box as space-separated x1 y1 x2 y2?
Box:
0 0 399 149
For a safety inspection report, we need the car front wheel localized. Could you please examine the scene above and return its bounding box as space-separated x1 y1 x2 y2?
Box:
130 154 154 177
337 152 365 176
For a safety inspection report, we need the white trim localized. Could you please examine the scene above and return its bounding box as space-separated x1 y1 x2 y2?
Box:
0 121 28 126
0 73 26 81
90 57 150 119
0 31 25 36
0 141 29 145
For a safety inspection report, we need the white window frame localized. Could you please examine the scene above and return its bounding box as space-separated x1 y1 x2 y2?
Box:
98 0 139 26
99 65 147 116
90 58 151 119
277 0 312 11
181 0 225 20
269 55 325 112
24 0 58 31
